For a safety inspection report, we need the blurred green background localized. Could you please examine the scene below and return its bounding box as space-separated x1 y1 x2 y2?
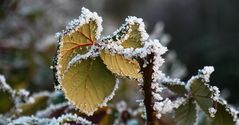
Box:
0 0 238 111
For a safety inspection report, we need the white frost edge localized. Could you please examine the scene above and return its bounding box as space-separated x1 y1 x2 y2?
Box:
56 113 93 125
9 114 93 125
186 66 214 91
153 97 187 119
160 76 186 91
217 98 239 123
0 74 12 91
125 16 149 42
55 7 103 84
208 107 217 118
99 78 119 108
68 45 99 68
194 102 200 125
36 102 69 117
60 7 103 39
100 16 149 45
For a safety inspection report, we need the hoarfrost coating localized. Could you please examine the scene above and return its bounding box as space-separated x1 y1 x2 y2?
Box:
55 7 103 84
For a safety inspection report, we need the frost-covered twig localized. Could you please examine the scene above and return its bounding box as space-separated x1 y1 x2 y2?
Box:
136 39 167 124
9 114 93 125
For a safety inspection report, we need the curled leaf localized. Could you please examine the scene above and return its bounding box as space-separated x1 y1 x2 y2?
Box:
54 7 102 85
100 16 148 79
100 51 141 79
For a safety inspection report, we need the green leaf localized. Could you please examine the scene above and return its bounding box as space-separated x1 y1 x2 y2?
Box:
175 100 197 125
61 57 116 115
100 51 141 79
190 78 213 115
213 101 236 125
197 112 214 125
162 80 187 96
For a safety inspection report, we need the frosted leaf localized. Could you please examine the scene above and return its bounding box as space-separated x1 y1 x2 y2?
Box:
186 66 215 91
63 7 103 39
54 7 103 85
161 76 187 95
101 16 148 45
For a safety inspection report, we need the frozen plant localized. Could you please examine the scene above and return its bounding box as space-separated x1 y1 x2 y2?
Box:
0 7 238 125
51 7 238 125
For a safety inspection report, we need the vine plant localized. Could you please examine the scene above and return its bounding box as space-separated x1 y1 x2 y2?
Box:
0 7 238 125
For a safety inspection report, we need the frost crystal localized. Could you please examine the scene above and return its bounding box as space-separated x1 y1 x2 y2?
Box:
101 16 148 45
0 74 12 92
153 97 186 119
68 46 99 67
217 98 239 123
161 76 186 86
186 66 215 91
198 66 214 82
56 113 92 125
210 86 220 101
125 16 149 42
208 107 217 118
64 7 103 39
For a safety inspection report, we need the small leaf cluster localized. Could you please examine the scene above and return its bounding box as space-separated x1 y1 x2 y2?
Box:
162 67 238 125
53 7 149 115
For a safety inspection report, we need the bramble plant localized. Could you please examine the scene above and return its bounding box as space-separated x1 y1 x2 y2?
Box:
0 7 238 125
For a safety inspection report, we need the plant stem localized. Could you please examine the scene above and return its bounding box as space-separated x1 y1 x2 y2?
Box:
140 54 156 125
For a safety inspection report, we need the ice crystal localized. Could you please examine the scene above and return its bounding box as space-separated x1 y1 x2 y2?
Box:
68 45 99 67
208 107 217 118
153 97 186 119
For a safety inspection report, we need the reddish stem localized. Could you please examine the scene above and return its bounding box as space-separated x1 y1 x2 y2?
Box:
140 54 157 125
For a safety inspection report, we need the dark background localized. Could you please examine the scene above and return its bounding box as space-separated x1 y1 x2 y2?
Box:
0 0 238 107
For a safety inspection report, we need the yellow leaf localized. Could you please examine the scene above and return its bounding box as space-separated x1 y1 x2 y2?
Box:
55 20 99 84
100 51 142 79
121 24 143 48
62 57 116 115
100 17 148 79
